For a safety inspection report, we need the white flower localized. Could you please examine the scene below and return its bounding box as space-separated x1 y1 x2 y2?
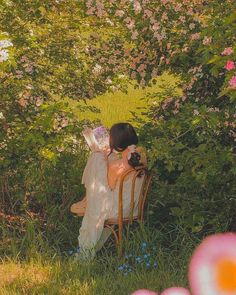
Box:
0 112 5 119
0 40 13 49
0 49 9 62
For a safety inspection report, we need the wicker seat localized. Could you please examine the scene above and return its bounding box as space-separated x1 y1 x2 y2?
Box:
104 166 153 256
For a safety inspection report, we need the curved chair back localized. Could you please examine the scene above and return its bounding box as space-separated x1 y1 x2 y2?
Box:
117 166 153 240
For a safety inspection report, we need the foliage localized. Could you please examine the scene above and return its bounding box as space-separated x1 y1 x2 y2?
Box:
0 0 235 260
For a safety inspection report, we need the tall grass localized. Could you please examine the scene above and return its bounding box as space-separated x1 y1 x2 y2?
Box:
0 225 195 295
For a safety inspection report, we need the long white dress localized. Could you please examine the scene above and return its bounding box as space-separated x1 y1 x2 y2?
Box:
77 151 144 259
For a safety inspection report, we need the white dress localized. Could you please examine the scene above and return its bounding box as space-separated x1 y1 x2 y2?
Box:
77 151 144 259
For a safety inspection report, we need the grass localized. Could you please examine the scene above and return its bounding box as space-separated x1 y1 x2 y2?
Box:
63 72 181 127
0 226 195 295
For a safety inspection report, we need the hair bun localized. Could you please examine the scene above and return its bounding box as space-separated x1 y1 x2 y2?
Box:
128 152 142 168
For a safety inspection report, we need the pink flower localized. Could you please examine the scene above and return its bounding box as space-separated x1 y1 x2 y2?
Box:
115 10 124 17
229 76 236 88
131 290 158 295
203 36 212 45
225 60 235 71
189 232 236 295
161 287 191 295
221 47 233 56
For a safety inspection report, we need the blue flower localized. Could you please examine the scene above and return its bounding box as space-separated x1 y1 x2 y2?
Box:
135 256 141 263
118 266 124 271
146 263 151 268
141 242 147 248
143 254 148 259
153 262 158 268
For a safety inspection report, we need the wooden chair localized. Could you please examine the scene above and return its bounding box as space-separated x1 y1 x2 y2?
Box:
104 166 153 256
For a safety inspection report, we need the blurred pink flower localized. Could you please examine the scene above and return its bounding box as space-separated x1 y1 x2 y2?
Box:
189 232 236 295
229 76 236 88
225 60 235 71
203 36 212 45
131 289 158 295
161 287 191 295
221 47 233 56
115 10 125 17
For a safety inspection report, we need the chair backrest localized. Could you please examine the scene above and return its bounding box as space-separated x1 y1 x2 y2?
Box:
118 166 153 226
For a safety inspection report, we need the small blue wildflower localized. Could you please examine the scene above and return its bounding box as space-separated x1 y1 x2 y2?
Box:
118 266 124 271
146 263 151 268
141 242 147 248
76 247 80 253
153 262 158 268
135 256 141 263
143 254 148 259
67 250 73 255
125 255 129 259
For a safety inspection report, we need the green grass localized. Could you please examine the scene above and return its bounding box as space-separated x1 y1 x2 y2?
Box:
64 72 181 127
0 227 194 295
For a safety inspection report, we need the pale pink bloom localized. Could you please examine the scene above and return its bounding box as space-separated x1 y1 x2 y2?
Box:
61 119 68 128
225 60 235 71
131 289 158 295
167 43 171 50
179 15 186 23
203 36 212 45
182 47 189 53
35 97 43 107
86 7 95 15
131 30 139 40
161 287 190 295
228 76 236 88
189 232 236 295
18 98 28 107
221 47 233 56
190 33 200 41
144 9 153 17
193 110 199 116
189 23 196 30
161 12 168 21
115 10 125 17
152 22 160 31
133 1 142 14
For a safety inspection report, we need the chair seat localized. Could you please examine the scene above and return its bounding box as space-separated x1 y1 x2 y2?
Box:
105 216 139 225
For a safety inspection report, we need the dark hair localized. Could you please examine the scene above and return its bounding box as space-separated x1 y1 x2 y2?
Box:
109 123 142 168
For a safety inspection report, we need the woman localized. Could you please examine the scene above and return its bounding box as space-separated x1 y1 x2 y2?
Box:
70 123 147 259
